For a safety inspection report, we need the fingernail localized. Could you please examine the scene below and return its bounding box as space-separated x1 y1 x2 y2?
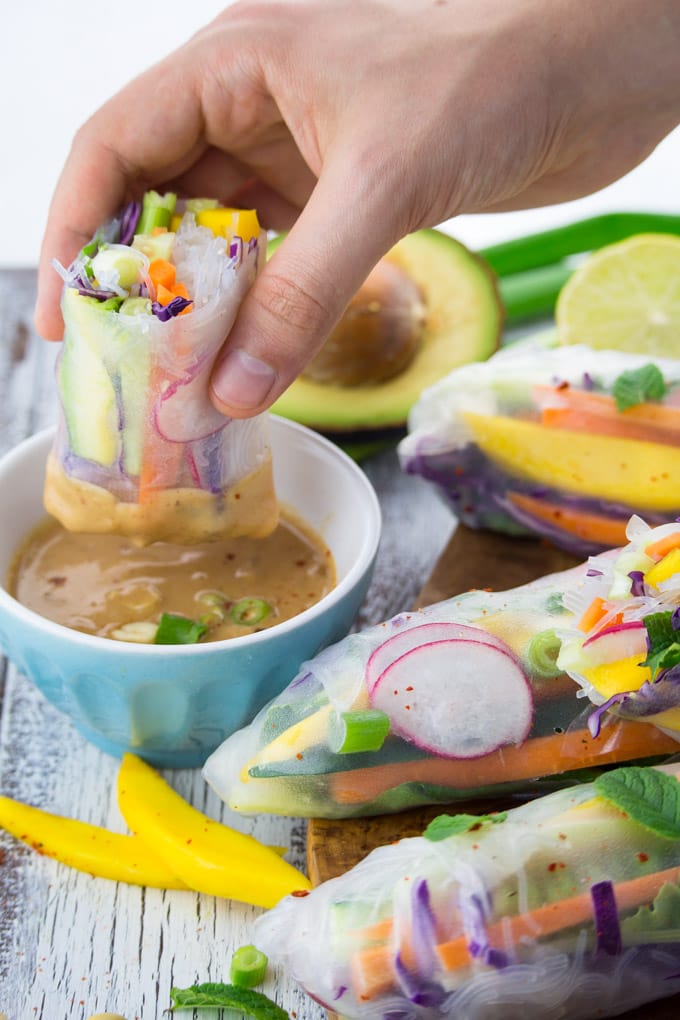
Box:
212 349 277 410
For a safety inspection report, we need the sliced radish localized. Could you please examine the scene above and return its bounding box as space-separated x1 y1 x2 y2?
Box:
153 364 229 443
582 620 648 665
369 638 533 759
365 622 508 696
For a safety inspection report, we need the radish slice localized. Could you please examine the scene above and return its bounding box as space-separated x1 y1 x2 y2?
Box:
153 365 229 443
369 638 533 759
582 620 648 665
365 622 508 696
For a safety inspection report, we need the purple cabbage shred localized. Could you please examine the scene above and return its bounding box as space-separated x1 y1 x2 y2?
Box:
591 880 622 957
393 953 446 1008
119 200 142 246
151 296 193 321
628 570 646 596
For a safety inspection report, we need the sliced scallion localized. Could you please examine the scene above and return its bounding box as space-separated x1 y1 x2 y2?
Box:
526 629 563 679
328 708 391 754
154 613 208 645
230 598 272 627
229 944 269 989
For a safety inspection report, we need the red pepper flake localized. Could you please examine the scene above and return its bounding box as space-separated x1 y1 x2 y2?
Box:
547 861 565 872
296 752 303 760
291 889 310 897
234 492 241 500
556 380 570 391
406 685 414 692
404 705 411 710
186 838 192 845
637 852 649 863
558 832 567 840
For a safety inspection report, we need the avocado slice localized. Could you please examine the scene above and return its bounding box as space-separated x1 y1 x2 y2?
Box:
268 229 503 431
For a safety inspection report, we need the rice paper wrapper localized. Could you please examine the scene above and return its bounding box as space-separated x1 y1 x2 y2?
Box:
203 522 680 819
398 337 680 557
44 223 278 543
254 763 680 1019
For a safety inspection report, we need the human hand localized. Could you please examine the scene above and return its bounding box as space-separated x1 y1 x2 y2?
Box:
35 0 680 418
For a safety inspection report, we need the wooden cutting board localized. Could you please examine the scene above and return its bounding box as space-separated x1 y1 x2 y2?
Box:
306 525 680 1020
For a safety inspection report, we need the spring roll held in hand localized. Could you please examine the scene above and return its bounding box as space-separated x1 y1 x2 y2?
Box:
203 517 680 819
44 196 278 544
254 763 680 1020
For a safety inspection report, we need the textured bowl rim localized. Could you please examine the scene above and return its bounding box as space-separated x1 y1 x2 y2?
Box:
0 417 382 655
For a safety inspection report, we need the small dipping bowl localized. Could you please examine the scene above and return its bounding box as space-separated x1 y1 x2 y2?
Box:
0 419 381 767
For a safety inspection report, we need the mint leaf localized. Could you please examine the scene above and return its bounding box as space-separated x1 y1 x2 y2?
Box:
641 612 680 678
155 613 207 645
170 983 288 1018
594 767 680 839
423 811 507 842
613 364 667 412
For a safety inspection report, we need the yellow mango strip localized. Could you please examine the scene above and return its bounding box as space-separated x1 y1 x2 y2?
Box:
645 547 680 588
0 795 188 889
117 753 311 909
196 208 260 242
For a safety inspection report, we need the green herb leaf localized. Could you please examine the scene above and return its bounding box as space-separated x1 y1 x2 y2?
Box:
154 613 208 645
545 592 565 615
613 364 667 412
170 983 288 1018
594 766 680 840
641 612 680 678
423 811 507 842
621 879 680 941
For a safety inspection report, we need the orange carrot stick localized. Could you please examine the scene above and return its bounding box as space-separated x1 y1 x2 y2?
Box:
351 865 680 1001
329 720 678 806
148 258 176 292
644 531 680 561
507 492 629 548
578 596 612 633
534 385 680 434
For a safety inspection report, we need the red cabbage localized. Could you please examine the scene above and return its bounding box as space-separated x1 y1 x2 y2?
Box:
591 880 622 956
628 571 647 596
119 200 142 246
151 296 193 321
588 668 680 737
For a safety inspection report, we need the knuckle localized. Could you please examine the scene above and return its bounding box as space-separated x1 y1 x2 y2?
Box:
253 270 333 338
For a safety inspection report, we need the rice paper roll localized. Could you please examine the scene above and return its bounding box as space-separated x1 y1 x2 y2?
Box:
44 196 278 544
254 762 680 1019
398 335 680 556
203 517 680 819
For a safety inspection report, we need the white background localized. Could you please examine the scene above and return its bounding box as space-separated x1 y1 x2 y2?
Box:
2 0 679 267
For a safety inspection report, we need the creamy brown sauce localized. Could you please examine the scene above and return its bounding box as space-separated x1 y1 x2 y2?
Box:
8 509 336 643
43 451 279 545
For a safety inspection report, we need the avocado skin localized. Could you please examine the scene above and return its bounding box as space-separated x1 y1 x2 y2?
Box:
267 229 503 432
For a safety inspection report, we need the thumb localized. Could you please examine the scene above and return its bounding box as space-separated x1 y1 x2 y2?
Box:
209 169 399 418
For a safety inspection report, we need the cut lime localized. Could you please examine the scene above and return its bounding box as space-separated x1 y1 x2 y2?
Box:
556 233 680 356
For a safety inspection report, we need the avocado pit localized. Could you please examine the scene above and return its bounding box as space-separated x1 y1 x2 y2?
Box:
302 258 427 387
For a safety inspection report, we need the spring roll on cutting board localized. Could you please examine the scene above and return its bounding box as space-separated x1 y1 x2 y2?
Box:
44 195 278 544
203 517 680 819
399 336 680 556
255 762 680 1020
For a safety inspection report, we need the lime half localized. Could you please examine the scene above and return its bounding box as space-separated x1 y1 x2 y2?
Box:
556 233 680 356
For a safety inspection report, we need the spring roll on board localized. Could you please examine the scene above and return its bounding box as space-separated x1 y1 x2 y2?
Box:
254 763 680 1020
398 335 680 556
44 193 278 544
203 517 680 819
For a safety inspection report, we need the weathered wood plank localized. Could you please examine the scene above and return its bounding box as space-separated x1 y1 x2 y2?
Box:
0 269 453 1018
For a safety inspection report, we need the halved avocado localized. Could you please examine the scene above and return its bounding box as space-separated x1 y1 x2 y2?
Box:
268 228 503 431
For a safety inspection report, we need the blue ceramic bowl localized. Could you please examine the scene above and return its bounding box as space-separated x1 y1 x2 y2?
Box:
0 420 381 767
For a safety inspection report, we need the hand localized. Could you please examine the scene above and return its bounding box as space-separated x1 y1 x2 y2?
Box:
35 0 680 417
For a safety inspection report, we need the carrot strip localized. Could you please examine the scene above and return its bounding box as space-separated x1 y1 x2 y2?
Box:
645 531 680 561
507 492 629 548
534 385 680 433
328 720 678 806
148 258 176 292
435 864 680 972
351 865 680 1000
578 597 610 633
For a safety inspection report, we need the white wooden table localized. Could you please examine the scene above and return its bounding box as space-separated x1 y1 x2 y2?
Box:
0 268 454 1019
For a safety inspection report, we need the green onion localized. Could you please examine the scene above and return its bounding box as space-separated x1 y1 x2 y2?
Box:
328 708 391 754
229 945 269 989
99 296 124 312
154 613 208 645
230 598 272 627
526 629 563 679
198 607 226 628
186 197 219 213
137 190 177 235
498 263 573 325
197 590 229 607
